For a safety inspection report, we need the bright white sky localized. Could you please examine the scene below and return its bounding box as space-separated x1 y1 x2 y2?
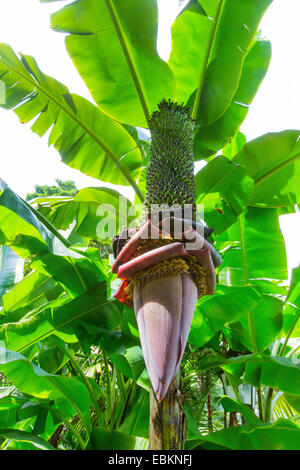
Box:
0 0 299 276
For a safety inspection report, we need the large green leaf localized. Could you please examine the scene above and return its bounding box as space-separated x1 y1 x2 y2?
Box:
220 396 261 426
239 355 300 396
120 305 140 341
169 1 271 158
189 285 283 352
34 187 141 240
195 155 254 234
234 130 300 209
0 285 119 354
0 44 143 196
118 388 149 438
0 179 106 296
182 0 272 126
0 346 92 432
186 419 300 450
87 428 148 450
36 336 75 374
49 0 175 127
169 1 212 105
189 286 262 347
216 207 288 286
0 429 55 451
198 353 300 396
2 270 63 319
194 40 271 159
0 396 58 442
222 132 247 159
228 294 283 352
32 196 76 232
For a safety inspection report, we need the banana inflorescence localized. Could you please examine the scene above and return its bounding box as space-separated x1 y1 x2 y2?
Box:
112 100 221 401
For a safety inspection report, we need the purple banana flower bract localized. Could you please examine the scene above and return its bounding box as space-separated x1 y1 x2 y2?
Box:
133 274 198 402
113 223 218 401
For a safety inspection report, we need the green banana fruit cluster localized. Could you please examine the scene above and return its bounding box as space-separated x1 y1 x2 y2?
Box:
145 99 196 210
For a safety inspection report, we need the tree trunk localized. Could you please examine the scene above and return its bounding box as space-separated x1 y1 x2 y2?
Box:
149 375 186 450
48 423 64 448
229 411 238 427
207 394 213 432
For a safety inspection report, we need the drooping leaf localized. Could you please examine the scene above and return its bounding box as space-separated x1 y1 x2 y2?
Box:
34 187 141 240
2 270 63 319
239 355 300 396
186 419 300 450
0 179 106 296
0 429 55 450
0 44 143 195
0 285 119 354
0 397 60 439
0 346 92 432
35 337 78 374
50 0 175 127
220 396 261 426
284 394 300 414
0 397 27 430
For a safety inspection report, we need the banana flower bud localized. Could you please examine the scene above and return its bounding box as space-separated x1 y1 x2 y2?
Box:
113 220 221 401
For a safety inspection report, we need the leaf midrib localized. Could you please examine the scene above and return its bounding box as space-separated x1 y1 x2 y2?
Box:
191 0 224 120
15 293 111 354
4 273 50 312
255 151 300 187
104 0 150 124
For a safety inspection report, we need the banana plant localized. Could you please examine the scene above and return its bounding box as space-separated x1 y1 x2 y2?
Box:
0 0 300 451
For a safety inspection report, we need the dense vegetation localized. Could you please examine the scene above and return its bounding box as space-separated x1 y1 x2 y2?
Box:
25 180 77 202
0 0 299 450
